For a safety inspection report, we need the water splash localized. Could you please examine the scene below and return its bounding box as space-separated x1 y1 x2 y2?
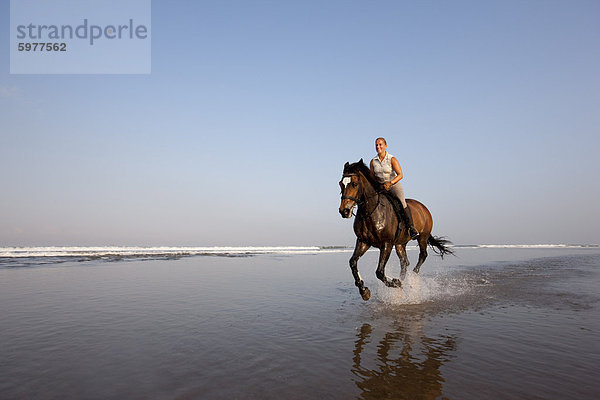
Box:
374 271 476 306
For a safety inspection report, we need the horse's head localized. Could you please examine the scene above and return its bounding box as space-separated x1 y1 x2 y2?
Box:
339 160 364 218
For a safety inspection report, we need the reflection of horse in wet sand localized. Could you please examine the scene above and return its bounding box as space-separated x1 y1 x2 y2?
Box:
352 317 456 400
339 160 454 300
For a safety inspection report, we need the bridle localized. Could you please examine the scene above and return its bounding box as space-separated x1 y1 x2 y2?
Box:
340 174 362 203
340 173 381 216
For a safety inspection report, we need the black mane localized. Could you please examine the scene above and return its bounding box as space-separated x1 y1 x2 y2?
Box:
343 160 383 191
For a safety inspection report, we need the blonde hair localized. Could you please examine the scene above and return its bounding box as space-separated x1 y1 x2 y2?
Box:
375 137 387 145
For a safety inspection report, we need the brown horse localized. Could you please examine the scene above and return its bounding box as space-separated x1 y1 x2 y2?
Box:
339 160 453 301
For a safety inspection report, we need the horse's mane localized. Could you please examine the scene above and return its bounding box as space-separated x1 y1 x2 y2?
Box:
343 159 383 191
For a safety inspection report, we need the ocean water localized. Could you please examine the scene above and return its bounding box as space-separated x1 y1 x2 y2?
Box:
1 245 599 399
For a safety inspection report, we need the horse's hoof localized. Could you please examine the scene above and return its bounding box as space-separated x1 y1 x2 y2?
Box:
391 278 402 288
360 287 371 301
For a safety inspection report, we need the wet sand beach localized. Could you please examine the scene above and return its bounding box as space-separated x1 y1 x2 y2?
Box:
1 247 599 399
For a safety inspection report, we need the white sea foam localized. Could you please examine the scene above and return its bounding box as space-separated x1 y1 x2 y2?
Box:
0 243 596 259
457 244 598 249
0 246 352 258
2 242 597 261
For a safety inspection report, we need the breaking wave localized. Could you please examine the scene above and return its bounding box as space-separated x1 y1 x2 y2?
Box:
0 245 348 258
0 244 596 268
0 246 356 267
455 244 599 249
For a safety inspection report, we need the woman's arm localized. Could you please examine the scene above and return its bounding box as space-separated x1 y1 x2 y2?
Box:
384 157 404 190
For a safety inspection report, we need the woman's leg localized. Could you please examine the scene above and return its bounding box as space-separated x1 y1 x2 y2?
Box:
389 184 407 208
390 184 419 239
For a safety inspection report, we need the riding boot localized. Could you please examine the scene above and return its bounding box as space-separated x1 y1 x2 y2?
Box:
404 206 419 240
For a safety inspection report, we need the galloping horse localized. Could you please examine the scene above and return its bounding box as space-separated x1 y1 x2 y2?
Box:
338 160 453 301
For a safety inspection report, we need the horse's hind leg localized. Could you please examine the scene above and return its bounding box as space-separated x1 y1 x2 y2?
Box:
395 243 410 280
414 234 429 273
376 243 401 288
350 239 371 300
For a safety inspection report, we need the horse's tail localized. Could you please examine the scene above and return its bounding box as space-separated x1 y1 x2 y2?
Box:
427 235 455 258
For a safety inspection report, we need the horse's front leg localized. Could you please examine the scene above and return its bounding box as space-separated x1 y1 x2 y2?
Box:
376 243 401 288
349 239 371 300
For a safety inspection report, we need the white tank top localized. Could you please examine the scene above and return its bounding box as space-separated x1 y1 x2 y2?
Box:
372 152 396 183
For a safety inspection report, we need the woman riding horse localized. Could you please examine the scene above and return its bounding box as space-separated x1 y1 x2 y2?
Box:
339 159 453 301
371 137 419 240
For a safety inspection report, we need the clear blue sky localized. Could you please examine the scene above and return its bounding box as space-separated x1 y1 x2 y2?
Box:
1 0 599 246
